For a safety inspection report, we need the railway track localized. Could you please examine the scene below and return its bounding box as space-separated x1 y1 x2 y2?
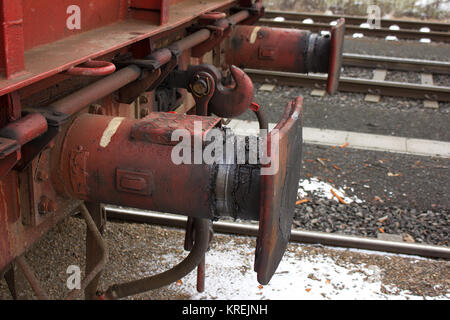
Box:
246 69 450 102
106 207 450 260
342 53 450 75
244 54 450 103
264 10 450 33
260 10 450 43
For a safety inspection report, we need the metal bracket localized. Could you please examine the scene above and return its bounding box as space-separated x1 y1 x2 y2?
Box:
15 110 71 171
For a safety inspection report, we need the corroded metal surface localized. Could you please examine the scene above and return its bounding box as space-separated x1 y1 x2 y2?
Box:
255 97 303 285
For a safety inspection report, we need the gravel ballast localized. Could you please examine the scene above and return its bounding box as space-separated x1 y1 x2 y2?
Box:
0 216 448 300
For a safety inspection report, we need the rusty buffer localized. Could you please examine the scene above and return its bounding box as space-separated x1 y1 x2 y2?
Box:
54 112 262 221
226 20 345 94
53 96 303 286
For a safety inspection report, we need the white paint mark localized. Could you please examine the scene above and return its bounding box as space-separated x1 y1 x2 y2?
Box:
249 26 261 44
100 117 125 148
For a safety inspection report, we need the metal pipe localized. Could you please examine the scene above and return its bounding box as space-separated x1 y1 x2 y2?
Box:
16 255 50 300
106 207 450 260
255 108 268 131
103 218 210 299
66 203 108 300
0 113 48 146
245 69 450 102
49 65 142 116
228 10 250 25
226 25 331 74
169 29 212 53
342 53 450 75
46 10 251 117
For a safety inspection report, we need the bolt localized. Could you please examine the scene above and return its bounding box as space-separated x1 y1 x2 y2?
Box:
191 79 209 96
139 95 149 104
140 108 150 118
36 171 48 182
89 104 106 115
38 196 57 214
47 200 57 213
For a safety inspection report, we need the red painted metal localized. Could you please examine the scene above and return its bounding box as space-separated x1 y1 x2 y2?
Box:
0 0 25 79
0 142 20 181
131 112 221 145
167 64 254 118
0 0 341 297
65 60 116 77
49 66 142 116
226 25 321 73
209 65 254 118
22 0 126 50
226 24 345 94
327 18 346 95
255 96 304 285
54 113 222 218
0 113 47 146
0 0 237 97
200 12 227 21
130 0 170 25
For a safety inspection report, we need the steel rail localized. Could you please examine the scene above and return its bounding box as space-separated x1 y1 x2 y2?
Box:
264 10 450 33
105 207 450 260
245 69 450 102
342 53 450 75
258 18 450 43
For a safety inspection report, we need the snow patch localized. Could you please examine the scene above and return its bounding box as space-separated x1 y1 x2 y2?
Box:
164 240 448 300
298 178 363 204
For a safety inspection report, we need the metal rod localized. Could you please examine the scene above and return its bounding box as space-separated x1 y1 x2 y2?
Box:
106 207 450 260
45 10 252 117
16 256 50 300
66 203 108 300
343 53 450 75
103 217 210 299
228 10 251 25
49 65 142 116
264 10 450 33
258 19 450 43
245 69 450 102
170 29 212 53
0 113 48 146
254 108 269 131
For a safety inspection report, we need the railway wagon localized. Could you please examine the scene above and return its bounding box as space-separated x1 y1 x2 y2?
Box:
0 0 344 299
